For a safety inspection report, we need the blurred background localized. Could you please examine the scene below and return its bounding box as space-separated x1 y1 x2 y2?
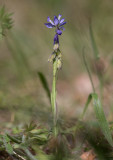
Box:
0 0 113 126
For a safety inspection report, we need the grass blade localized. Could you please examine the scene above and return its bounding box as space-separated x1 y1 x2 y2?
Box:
81 93 113 147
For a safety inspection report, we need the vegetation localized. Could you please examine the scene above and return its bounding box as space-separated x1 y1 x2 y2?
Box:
0 1 113 160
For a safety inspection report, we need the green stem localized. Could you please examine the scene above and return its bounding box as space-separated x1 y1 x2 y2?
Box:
51 59 58 136
98 75 103 103
89 21 100 60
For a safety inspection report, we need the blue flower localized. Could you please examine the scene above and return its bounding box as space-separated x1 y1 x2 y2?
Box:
45 14 66 35
45 14 66 45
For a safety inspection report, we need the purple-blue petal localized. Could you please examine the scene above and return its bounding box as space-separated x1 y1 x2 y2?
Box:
47 17 54 25
54 34 59 44
54 16 59 25
56 30 62 35
58 14 62 20
60 18 65 24
45 23 54 28
59 21 67 27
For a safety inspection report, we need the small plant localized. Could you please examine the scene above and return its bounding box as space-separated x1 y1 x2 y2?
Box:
0 6 13 39
45 14 66 136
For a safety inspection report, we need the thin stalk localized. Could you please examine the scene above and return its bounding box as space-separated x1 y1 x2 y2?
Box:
89 21 104 102
83 49 95 93
51 59 58 136
89 21 100 60
98 75 104 102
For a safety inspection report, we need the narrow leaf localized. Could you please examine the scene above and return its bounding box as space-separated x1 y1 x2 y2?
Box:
38 72 51 102
3 135 13 154
7 134 21 144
